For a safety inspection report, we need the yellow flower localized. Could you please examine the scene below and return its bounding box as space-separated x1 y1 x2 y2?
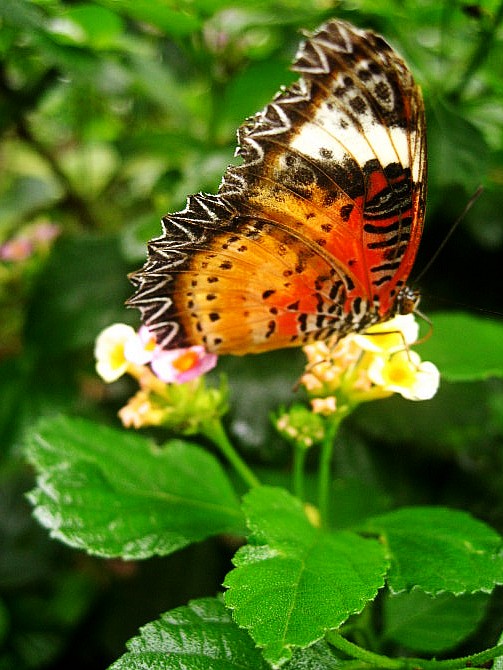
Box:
367 350 440 401
94 323 136 382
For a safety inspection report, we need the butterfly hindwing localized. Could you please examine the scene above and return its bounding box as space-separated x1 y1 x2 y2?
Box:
129 20 426 355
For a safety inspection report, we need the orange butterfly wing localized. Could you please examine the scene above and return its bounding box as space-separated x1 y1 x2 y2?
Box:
129 20 426 355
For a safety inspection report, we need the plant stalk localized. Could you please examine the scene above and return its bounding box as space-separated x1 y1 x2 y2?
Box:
203 419 260 489
317 413 345 527
293 443 307 501
326 631 503 670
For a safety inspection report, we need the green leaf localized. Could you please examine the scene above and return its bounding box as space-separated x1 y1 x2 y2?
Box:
25 415 243 559
59 142 120 197
61 4 124 49
224 486 388 667
383 590 489 654
100 0 202 36
363 507 503 595
283 640 348 669
0 0 46 31
428 96 489 191
109 596 269 670
419 312 503 382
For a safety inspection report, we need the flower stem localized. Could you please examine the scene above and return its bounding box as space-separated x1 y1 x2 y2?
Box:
317 413 344 527
326 631 403 668
293 444 307 500
203 419 260 489
326 631 503 670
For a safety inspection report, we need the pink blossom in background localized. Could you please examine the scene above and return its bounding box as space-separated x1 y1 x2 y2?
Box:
0 237 33 262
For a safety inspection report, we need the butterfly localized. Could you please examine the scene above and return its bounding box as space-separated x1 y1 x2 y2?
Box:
128 19 426 356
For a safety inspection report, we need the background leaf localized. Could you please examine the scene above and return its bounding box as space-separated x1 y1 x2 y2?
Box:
419 312 503 382
427 97 489 191
26 415 243 558
25 235 135 353
383 590 490 654
363 507 503 595
224 486 388 666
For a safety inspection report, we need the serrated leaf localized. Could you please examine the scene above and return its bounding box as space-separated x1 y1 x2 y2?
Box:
224 487 388 667
109 596 269 670
25 416 243 559
384 590 489 653
283 639 348 669
419 312 503 382
363 507 503 594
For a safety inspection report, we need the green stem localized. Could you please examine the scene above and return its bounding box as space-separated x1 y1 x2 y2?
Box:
326 631 403 669
293 444 307 500
317 413 344 527
326 631 503 670
203 418 260 489
449 0 503 101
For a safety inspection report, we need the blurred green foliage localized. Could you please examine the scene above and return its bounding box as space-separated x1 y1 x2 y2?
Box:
0 0 502 668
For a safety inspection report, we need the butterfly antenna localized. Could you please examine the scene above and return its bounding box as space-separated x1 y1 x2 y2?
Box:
413 307 434 344
413 185 484 284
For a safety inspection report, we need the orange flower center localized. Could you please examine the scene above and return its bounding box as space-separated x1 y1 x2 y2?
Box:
173 350 199 373
145 336 157 353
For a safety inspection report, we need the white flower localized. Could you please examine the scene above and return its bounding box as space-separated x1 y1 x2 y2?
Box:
367 350 440 401
354 314 419 354
94 323 136 382
124 325 158 365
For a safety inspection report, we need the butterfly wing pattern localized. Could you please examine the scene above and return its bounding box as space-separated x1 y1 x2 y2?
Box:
128 19 426 355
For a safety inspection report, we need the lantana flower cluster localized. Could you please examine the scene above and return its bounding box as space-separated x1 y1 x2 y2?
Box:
95 314 439 439
94 323 225 433
300 314 440 416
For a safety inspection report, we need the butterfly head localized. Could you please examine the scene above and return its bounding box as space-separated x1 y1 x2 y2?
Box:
393 286 421 317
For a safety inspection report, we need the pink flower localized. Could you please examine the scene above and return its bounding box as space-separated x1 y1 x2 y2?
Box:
151 346 218 383
0 221 61 262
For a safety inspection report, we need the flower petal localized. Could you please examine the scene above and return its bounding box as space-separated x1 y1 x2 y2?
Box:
151 346 217 383
124 325 158 365
355 314 419 353
368 350 440 401
94 323 136 382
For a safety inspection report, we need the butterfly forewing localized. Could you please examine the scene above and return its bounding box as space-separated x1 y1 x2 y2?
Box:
129 19 426 355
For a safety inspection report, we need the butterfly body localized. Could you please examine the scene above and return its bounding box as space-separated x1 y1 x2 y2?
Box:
129 20 426 355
